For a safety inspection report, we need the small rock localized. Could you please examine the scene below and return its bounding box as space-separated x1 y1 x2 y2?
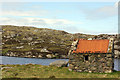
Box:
89 71 92 73
41 48 49 52
46 54 53 58
27 37 33 41
69 68 72 71
38 55 42 58
105 70 112 73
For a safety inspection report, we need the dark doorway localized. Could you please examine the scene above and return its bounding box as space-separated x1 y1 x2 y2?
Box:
84 55 89 61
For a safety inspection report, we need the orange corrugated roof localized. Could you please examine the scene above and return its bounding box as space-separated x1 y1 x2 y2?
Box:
73 39 109 53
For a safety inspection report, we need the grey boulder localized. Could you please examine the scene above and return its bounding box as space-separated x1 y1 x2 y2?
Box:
49 60 68 67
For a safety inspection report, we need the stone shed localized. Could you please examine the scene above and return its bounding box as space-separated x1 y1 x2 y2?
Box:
69 38 114 73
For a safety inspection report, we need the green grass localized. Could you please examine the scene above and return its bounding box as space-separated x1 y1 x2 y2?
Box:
1 64 120 78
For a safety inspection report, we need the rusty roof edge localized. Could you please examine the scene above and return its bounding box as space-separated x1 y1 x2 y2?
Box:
79 39 109 41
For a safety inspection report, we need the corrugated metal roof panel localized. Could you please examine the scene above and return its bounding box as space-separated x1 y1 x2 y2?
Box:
73 39 109 53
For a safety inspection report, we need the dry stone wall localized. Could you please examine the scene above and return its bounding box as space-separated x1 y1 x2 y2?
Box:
69 53 114 73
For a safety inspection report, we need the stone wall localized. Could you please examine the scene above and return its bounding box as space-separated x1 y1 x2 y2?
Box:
114 39 120 58
69 53 114 73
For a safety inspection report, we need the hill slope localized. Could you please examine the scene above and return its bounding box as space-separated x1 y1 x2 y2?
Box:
2 25 94 58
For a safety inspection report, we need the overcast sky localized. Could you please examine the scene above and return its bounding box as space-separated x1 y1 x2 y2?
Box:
0 1 118 35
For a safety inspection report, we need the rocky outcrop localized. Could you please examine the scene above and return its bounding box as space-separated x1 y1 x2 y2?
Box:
3 51 69 59
49 60 68 67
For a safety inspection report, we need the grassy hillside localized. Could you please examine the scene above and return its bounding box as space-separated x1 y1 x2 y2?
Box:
2 25 94 58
